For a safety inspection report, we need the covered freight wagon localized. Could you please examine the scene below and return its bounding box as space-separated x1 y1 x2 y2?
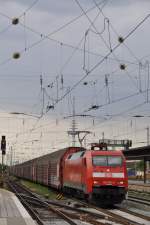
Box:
11 147 85 189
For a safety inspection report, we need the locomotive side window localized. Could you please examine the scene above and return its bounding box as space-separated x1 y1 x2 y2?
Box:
80 151 85 157
69 151 85 160
67 155 72 159
92 156 122 166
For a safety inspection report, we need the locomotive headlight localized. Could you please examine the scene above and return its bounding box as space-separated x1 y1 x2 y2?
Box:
119 181 124 184
94 181 99 184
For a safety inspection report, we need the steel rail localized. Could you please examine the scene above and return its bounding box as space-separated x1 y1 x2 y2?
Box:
7 180 45 225
69 198 144 225
116 206 150 222
7 180 79 225
21 195 106 220
7 179 148 225
6 180 112 225
128 195 150 206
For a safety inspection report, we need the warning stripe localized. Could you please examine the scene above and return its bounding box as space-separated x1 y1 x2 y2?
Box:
56 193 63 200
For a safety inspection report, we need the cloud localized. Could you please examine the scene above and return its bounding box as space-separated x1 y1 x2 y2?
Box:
0 0 149 154
1 0 82 16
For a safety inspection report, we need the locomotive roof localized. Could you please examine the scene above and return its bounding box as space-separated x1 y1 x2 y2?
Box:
90 150 124 155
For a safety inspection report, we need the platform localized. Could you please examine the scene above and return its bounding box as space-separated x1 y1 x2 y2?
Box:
0 188 36 225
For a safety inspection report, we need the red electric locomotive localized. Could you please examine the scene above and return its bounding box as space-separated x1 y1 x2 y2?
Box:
63 143 128 204
11 143 128 205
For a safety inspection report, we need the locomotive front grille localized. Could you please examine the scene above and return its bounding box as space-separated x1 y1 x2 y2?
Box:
92 186 126 203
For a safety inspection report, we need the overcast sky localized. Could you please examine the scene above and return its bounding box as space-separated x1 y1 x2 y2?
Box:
0 0 150 163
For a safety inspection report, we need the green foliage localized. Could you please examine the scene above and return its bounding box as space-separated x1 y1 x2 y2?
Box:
21 180 57 199
136 160 144 171
127 160 144 171
0 164 7 172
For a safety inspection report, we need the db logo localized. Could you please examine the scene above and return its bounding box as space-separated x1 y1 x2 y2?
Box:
105 173 112 177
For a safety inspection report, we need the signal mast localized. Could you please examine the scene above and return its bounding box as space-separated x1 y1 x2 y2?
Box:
67 97 91 147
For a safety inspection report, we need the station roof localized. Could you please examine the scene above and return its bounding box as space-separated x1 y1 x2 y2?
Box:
123 145 150 161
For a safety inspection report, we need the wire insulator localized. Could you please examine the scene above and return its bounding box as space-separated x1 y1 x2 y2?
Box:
83 82 88 85
118 36 124 43
12 17 19 25
120 64 126 70
13 52 21 59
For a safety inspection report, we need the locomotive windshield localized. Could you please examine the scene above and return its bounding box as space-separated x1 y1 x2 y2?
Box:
92 156 122 167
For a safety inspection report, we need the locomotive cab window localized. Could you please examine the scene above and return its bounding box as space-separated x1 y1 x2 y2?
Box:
69 151 85 160
108 156 122 166
92 156 107 166
92 156 122 167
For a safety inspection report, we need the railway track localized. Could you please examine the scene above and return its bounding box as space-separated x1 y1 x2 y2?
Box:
68 197 150 225
6 178 150 225
114 206 150 222
8 179 118 225
128 190 150 206
7 179 78 225
129 183 150 194
128 195 150 206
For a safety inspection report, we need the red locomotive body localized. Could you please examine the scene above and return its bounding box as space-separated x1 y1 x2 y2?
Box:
11 145 128 205
63 148 128 204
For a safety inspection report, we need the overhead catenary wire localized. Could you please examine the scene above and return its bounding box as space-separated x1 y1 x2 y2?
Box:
0 0 39 38
48 13 150 110
74 0 113 53
83 0 109 72
0 3 141 69
83 100 148 132
20 0 40 16
0 3 145 128
26 11 150 137
74 0 141 91
83 87 150 113
46 1 110 104
1 2 150 149
29 88 150 138
44 1 108 105
92 0 141 63
87 13 150 80
80 55 150 113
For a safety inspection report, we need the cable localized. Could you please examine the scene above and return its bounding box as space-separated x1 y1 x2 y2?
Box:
88 14 150 75
73 0 141 91
3 4 150 137
92 0 141 63
83 7 105 73
84 88 149 113
20 0 39 16
0 3 140 68
84 101 148 132
114 127 146 139
74 0 113 52
44 1 111 105
0 1 39 38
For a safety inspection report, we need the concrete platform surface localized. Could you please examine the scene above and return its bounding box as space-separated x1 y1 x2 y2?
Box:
0 188 36 225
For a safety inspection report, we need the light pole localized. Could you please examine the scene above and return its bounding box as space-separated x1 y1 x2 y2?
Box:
146 127 150 173
146 127 150 146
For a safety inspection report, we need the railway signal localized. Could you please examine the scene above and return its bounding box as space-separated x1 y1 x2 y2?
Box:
1 136 6 155
1 135 6 186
